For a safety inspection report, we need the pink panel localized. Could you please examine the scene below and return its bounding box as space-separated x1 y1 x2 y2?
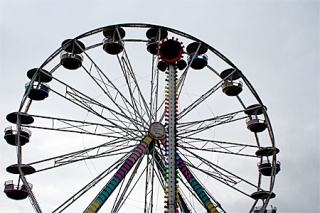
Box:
136 143 144 150
114 172 123 181
185 171 194 181
127 156 136 165
131 152 140 161
135 147 143 155
118 169 125 177
139 142 148 149
177 157 194 181
120 167 128 175
111 141 151 190
181 167 188 173
114 170 124 180
122 162 131 171
181 169 189 176
178 161 185 168
125 159 133 167
131 154 138 162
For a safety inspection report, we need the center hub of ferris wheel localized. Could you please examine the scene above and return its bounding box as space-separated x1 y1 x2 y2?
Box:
148 122 165 140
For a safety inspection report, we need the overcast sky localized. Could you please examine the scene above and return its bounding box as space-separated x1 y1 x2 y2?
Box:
0 1 319 213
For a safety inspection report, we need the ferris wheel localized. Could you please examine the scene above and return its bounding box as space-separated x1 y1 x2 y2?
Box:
4 23 280 213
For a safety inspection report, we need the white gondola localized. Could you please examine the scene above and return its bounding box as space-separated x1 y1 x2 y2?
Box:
222 80 243 96
258 160 281 176
4 126 31 146
60 51 83 70
102 38 124 55
4 180 33 200
246 115 267 132
25 82 50 101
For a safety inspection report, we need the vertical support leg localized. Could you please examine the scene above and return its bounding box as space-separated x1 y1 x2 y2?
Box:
165 64 178 213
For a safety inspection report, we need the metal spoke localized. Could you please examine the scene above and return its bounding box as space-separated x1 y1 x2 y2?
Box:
24 114 139 139
179 115 248 138
177 42 202 98
81 51 147 132
179 147 260 197
149 56 161 123
52 153 128 213
82 64 141 125
28 137 136 172
178 136 259 158
143 151 157 213
179 144 257 158
117 50 150 125
182 136 258 148
49 76 146 135
178 109 244 129
178 79 223 120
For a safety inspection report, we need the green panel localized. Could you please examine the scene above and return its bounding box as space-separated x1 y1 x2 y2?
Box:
190 178 197 187
194 184 202 192
203 196 211 205
110 179 119 188
103 186 113 194
101 191 109 198
196 187 204 194
109 184 116 191
198 191 206 199
96 196 104 204
100 191 109 200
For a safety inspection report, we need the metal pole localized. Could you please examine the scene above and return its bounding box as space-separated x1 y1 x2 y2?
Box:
166 64 178 213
